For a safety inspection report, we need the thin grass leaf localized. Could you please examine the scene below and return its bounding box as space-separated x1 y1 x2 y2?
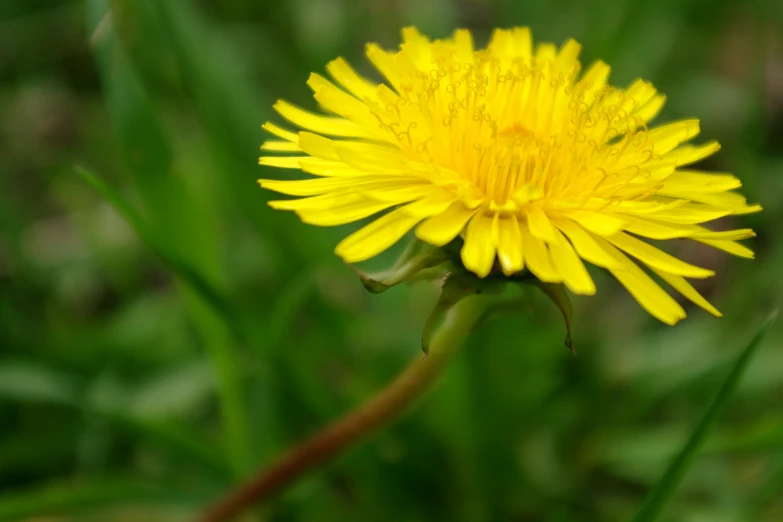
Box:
97 413 234 481
0 363 79 406
748 460 783 518
139 0 318 261
88 0 172 182
75 165 253 474
0 359 231 480
261 270 315 356
75 166 244 338
86 0 253 474
85 1 242 339
630 311 778 522
0 478 202 522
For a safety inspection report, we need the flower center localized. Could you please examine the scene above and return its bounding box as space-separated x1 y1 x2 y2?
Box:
465 122 547 208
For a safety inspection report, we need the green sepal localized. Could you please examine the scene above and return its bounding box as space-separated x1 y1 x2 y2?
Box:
526 281 575 355
351 236 576 355
421 271 507 354
351 239 449 294
475 293 532 330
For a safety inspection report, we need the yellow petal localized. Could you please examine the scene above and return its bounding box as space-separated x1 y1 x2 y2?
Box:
527 207 560 244
535 42 557 61
622 80 657 111
580 60 610 104
260 141 301 152
553 218 623 269
612 199 687 214
325 57 379 100
661 171 741 192
641 203 733 224
453 28 475 61
365 43 402 93
273 193 395 226
657 141 720 167
510 27 532 59
259 156 303 169
634 94 666 123
298 158 361 177
402 191 457 217
694 238 755 259
488 28 512 57
402 26 429 45
416 202 477 246
519 225 561 283
647 120 701 154
569 211 626 236
555 39 581 72
690 228 756 241
619 215 698 239
461 213 497 278
297 132 341 160
512 185 544 205
605 231 714 278
597 238 687 325
549 228 596 295
651 269 722 317
728 203 762 215
659 190 758 213
335 207 422 263
274 100 370 137
363 184 436 203
497 215 524 276
308 73 382 133
334 146 417 175
262 122 298 142
258 176 418 197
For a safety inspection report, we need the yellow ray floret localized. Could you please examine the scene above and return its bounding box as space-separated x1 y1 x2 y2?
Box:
258 26 761 324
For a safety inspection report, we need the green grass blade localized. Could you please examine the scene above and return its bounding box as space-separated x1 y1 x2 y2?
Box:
0 362 79 406
75 165 252 473
96 413 234 481
0 478 202 522
260 270 315 356
87 0 173 182
0 359 231 480
138 0 316 261
74 166 244 338
630 311 778 522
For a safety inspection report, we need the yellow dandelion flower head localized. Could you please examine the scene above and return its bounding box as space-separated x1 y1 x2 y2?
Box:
259 27 760 325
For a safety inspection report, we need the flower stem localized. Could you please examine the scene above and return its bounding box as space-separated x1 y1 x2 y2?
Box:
198 295 490 522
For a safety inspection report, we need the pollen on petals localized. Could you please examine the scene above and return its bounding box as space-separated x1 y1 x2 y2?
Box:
258 26 760 324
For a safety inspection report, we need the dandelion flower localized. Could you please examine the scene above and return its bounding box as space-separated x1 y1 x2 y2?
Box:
259 27 760 324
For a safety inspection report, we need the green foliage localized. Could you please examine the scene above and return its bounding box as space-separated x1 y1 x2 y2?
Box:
1 0 781 521
632 312 777 522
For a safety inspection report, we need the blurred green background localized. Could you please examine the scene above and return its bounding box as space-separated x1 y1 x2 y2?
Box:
1 0 782 521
